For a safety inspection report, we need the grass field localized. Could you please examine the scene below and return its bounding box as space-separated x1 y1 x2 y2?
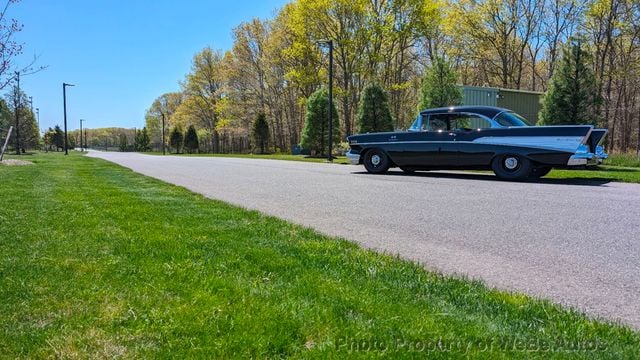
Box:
2 153 638 358
604 153 640 168
146 151 353 165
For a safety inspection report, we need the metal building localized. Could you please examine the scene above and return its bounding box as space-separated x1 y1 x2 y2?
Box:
460 86 543 124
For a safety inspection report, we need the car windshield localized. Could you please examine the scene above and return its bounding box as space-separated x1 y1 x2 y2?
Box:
409 116 421 131
494 111 531 127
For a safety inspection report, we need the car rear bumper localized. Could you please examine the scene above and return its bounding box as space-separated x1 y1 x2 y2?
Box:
567 145 608 166
346 150 360 165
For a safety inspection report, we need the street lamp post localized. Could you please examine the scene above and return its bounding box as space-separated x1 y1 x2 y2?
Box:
14 71 21 155
161 113 166 155
63 82 75 155
316 40 334 162
80 119 85 152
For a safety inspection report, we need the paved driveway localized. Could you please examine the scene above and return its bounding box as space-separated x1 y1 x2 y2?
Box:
89 151 640 328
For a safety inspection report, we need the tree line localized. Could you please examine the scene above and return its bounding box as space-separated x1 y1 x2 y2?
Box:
140 0 638 155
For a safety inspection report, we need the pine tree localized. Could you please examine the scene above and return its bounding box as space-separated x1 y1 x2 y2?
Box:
419 57 462 109
356 84 394 133
169 126 184 154
184 125 199 153
539 40 602 125
300 88 340 156
135 127 151 152
251 113 270 154
119 133 128 152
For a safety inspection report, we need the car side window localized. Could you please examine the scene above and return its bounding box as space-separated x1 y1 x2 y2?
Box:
423 114 448 131
452 115 491 130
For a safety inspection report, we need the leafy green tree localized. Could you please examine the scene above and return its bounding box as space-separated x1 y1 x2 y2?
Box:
300 88 340 156
135 127 151 152
251 113 270 154
356 84 394 133
419 57 462 110
539 40 602 126
119 133 128 152
184 125 199 153
169 126 184 154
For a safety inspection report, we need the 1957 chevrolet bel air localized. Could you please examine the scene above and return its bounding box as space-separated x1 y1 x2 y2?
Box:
346 106 608 181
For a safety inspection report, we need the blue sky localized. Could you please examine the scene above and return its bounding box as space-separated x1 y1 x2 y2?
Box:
10 0 288 131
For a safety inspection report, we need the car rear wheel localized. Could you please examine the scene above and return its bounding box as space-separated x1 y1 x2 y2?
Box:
363 149 391 174
491 154 532 181
529 166 552 178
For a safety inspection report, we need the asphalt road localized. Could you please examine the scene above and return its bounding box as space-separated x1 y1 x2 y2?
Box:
89 151 640 328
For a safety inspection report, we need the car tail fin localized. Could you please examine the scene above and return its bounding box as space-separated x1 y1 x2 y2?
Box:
587 129 608 153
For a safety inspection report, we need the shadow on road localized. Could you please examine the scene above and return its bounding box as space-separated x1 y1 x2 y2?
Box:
352 170 613 187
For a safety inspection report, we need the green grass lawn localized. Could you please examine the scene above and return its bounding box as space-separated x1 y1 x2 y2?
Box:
543 166 640 184
146 151 353 165
2 153 637 358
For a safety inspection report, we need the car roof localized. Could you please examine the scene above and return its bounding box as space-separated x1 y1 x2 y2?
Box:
419 106 509 118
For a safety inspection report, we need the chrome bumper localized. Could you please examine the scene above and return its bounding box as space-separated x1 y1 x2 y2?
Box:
346 150 360 165
568 145 608 166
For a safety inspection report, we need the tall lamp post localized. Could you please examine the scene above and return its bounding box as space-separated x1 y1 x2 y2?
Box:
80 119 85 152
35 108 40 131
316 39 334 162
63 83 75 155
161 113 166 155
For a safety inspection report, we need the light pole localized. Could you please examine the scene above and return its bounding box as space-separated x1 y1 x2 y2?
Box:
35 108 40 131
161 113 166 155
63 82 75 155
316 39 334 162
14 71 21 155
80 119 85 152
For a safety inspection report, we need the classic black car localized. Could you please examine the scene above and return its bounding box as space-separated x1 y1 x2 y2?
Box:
346 106 608 180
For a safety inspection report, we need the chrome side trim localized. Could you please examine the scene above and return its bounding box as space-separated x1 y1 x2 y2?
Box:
352 136 584 153
346 150 360 165
472 136 584 153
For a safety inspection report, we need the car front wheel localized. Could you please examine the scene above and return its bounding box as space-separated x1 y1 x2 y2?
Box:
363 149 391 174
491 154 532 181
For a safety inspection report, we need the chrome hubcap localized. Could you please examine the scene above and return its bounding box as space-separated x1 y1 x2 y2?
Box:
504 157 518 170
371 154 381 166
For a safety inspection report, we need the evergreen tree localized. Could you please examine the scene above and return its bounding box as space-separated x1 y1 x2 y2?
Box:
169 126 184 154
251 113 270 154
184 125 199 153
300 88 340 156
419 56 462 109
356 84 394 133
135 127 151 152
539 40 602 125
53 125 64 151
119 133 128 152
